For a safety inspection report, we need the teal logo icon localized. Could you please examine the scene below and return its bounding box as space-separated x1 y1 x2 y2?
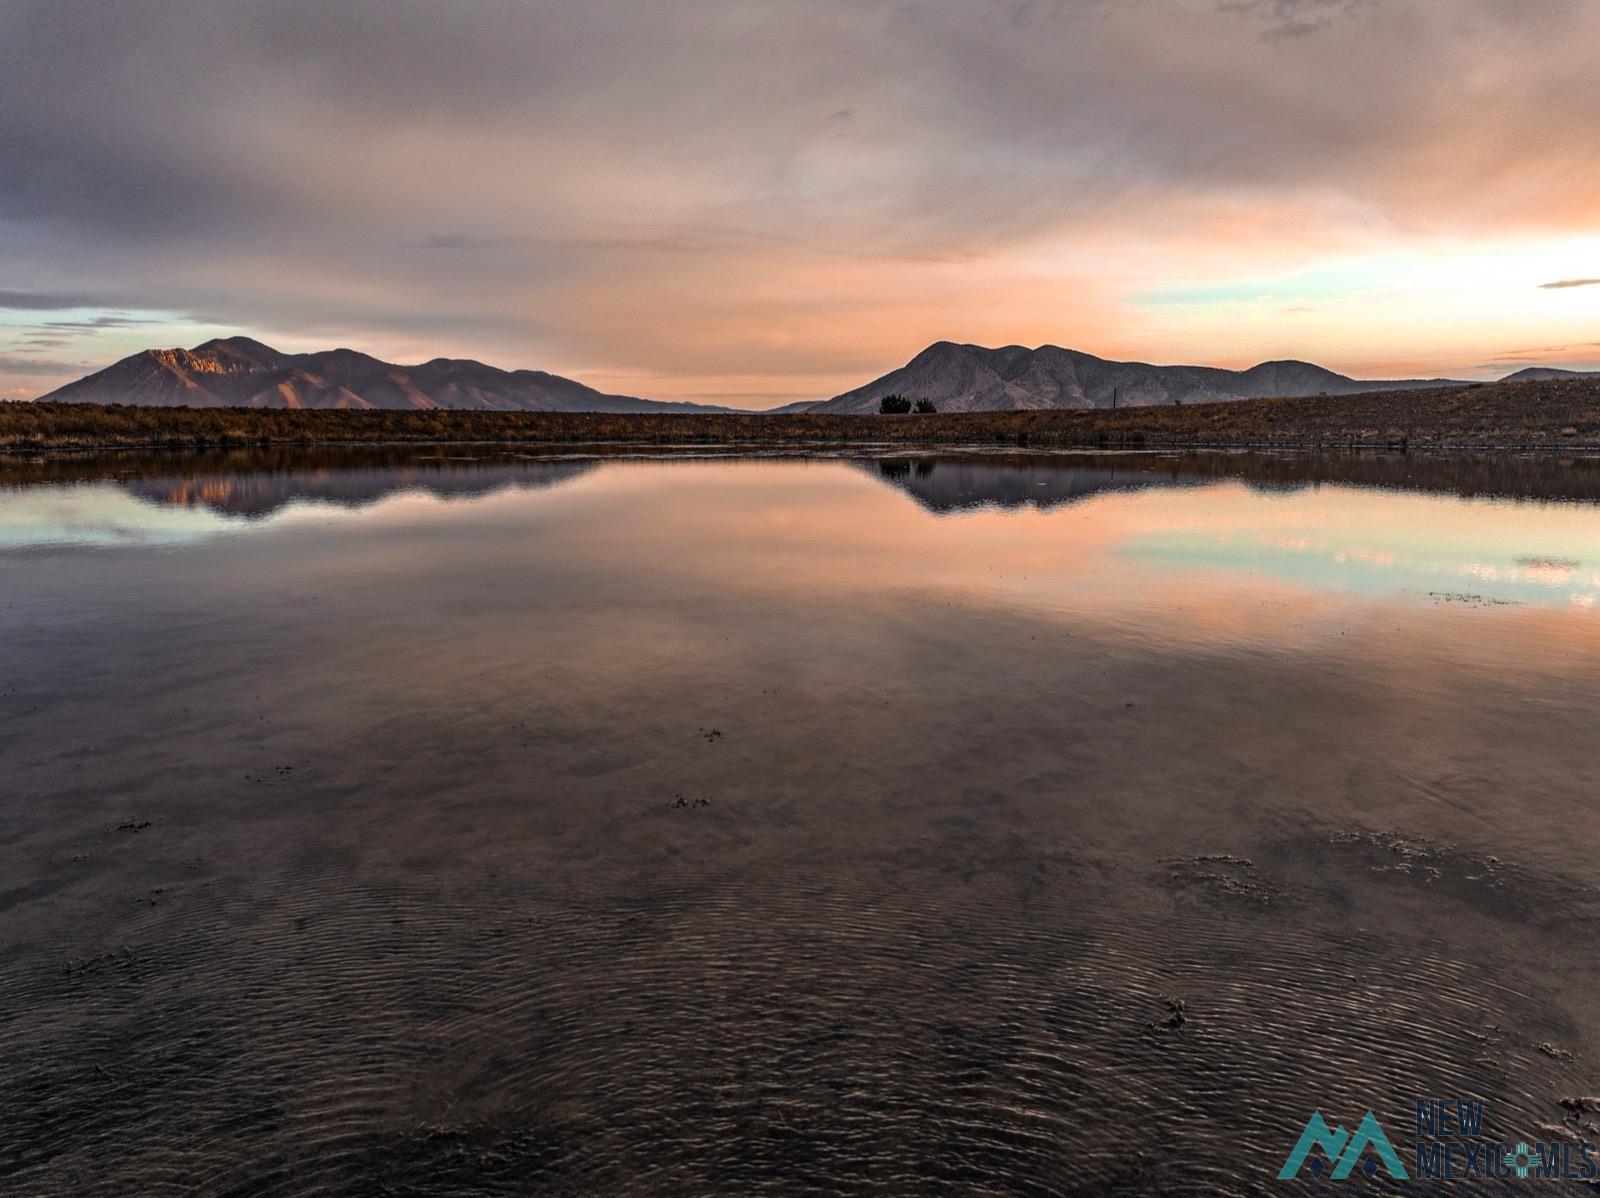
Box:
1279 1109 1410 1180
1506 1141 1545 1180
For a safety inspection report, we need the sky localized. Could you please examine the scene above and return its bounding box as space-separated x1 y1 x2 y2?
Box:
3 0 1600 408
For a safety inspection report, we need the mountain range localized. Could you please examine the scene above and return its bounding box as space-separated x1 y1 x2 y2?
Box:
793 342 1476 413
1495 366 1600 384
35 337 729 413
31 336 1600 413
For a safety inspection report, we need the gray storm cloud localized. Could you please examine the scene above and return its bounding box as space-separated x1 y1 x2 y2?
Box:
3 0 1599 402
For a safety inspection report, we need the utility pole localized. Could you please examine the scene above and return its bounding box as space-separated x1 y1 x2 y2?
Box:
1111 387 1118 410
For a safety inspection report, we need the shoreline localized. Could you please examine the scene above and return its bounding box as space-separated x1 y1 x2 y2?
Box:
6 374 1600 453
7 435 1600 455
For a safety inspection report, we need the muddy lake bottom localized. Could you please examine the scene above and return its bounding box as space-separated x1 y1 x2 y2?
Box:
3 447 1599 1195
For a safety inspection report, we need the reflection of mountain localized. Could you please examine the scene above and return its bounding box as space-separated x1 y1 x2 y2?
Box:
0 448 599 518
11 446 1600 523
865 456 1201 512
121 459 596 518
863 451 1600 510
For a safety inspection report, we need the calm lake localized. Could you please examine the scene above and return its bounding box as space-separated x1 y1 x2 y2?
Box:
3 447 1599 1195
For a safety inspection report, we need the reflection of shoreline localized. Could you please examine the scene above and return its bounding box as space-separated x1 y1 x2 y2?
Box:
8 447 1600 513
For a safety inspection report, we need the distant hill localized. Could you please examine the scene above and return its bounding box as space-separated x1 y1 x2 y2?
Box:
36 337 731 413
1498 367 1600 383
807 341 1473 413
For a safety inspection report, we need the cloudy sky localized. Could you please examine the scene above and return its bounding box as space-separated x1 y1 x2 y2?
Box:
3 0 1599 407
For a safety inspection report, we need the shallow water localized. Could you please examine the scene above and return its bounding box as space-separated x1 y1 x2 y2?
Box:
3 448 1599 1195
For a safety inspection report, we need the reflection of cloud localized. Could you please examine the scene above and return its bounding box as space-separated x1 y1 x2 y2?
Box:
0 487 233 549
1517 561 1576 586
1335 545 1399 567
1118 480 1600 610
1516 555 1579 568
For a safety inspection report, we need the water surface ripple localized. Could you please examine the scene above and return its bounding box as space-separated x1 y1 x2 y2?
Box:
2 449 1598 1195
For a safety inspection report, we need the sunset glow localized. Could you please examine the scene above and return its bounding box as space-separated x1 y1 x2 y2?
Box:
4 1 1600 404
